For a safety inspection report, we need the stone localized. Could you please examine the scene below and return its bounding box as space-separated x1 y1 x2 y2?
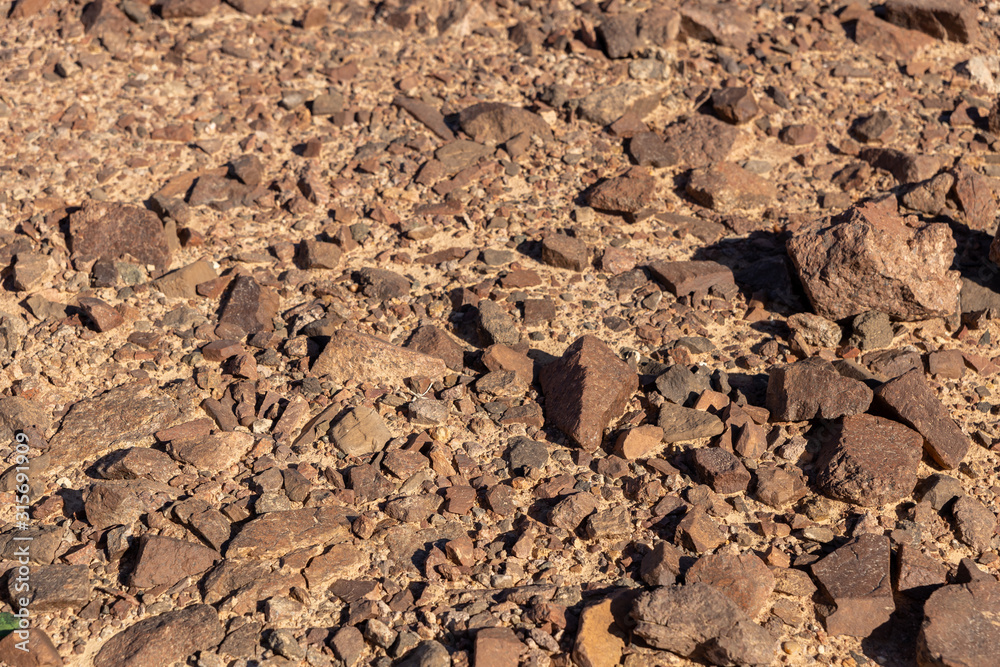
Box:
48 384 178 466
458 102 551 145
897 543 948 598
384 494 443 523
573 599 625 667
93 604 225 667
576 84 663 126
354 267 410 301
874 369 971 470
68 201 171 273
854 14 934 60
657 403 724 443
787 200 960 321
598 13 638 59
477 299 520 346
300 240 342 269
226 506 351 559
686 552 775 616
918 473 964 511
329 406 392 458
130 535 219 588
0 628 62 666
863 349 922 378
754 465 808 508
676 508 726 553
640 541 683 586
614 425 664 459
686 162 776 212
330 626 365 665
313 329 447 386
8 564 89 612
678 1 753 49
161 0 218 18
393 96 454 141
99 447 181 483
584 506 632 539
541 234 588 271
549 492 599 532
815 414 922 507
627 132 678 168
77 296 123 332
84 479 175 530
229 154 264 186
0 311 27 362
859 148 943 185
786 313 842 348
435 140 492 173
153 260 218 299
951 495 997 553
474 627 523 667
950 165 997 232
166 431 255 470
648 259 734 297
216 276 279 339
507 436 548 474
539 335 638 451
660 114 739 169
918 579 1000 666
853 110 895 143
884 0 979 43
779 124 819 146
631 583 776 665
692 447 750 494
406 325 465 371
482 344 533 383
811 534 895 637
655 365 712 406
586 168 656 215
766 358 872 422
11 253 54 291
710 87 757 124
848 311 893 350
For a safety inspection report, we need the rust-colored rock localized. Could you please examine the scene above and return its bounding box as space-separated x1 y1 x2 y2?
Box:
313 328 448 386
811 534 895 637
766 358 872 422
68 201 171 273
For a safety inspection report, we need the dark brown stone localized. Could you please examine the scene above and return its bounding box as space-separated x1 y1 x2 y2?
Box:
93 604 224 667
686 162 776 212
130 535 219 588
161 0 218 18
766 358 873 422
691 447 750 494
458 102 551 146
811 534 895 637
918 579 1000 666
68 201 171 273
216 276 279 339
710 87 758 124
660 114 739 169
586 168 656 215
686 552 775 616
648 259 734 297
541 234 589 272
884 0 979 43
406 325 464 371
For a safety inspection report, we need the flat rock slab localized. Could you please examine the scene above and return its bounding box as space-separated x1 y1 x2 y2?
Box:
226 506 352 559
586 168 656 214
576 84 663 126
0 627 62 666
8 564 89 612
130 535 219 588
68 201 171 273
787 200 960 321
685 552 775 617
166 431 254 470
648 260 734 297
816 414 923 507
658 402 724 443
216 275 279 338
93 604 224 667
49 384 179 467
884 0 979 44
811 534 895 637
874 369 970 469
313 328 448 386
660 114 740 169
631 583 776 665
686 161 776 212
405 325 464 371
458 102 551 145
692 447 750 494
539 335 637 451
329 405 392 457
572 598 626 667
766 358 872 422
918 579 1000 666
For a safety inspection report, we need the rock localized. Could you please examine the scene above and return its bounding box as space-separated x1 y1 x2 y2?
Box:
853 14 933 60
216 276 279 339
68 201 171 273
329 406 391 458
11 253 54 291
918 579 1000 666
631 583 777 665
859 147 943 185
435 140 492 173
951 495 997 552
130 535 219 588
640 541 683 586
476 299 519 346
160 0 218 17
153 260 218 299
166 431 254 470
0 628 62 666
897 543 948 598
710 87 757 124
863 349 922 378
853 110 895 143
549 492 599 532
539 335 638 451
786 313 842 348
779 124 819 146
811 534 895 637
507 436 548 473
573 599 625 667
48 384 179 466
313 329 448 386
354 267 410 301
93 604 225 667
686 552 775 616
918 473 964 510
686 162 776 212
300 240 342 269
406 325 464 371
676 508 726 553
597 13 639 58
587 168 657 215
576 84 663 126
787 200 960 321
8 564 89 611
614 425 664 459
766 358 873 422
754 464 808 508
655 364 712 406
848 311 893 350
0 311 27 362
458 102 551 145
692 448 750 494
482 344 533 383
648 259 734 297
77 296 123 332
884 0 979 44
384 494 443 523
541 234 589 271
660 114 739 169
627 132 678 168
658 403 724 443
393 96 454 141
873 369 971 470
408 399 449 425
678 1 752 48
229 154 263 185
815 414 923 507
950 165 998 232
84 479 175 530
98 447 180 483
226 506 351 559
474 627 523 667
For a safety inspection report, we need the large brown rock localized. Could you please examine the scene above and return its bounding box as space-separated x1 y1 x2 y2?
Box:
917 579 1000 666
68 201 171 273
226 506 352 559
884 0 980 44
573 599 626 667
685 552 775 617
787 200 960 321
539 335 638 451
648 259 734 297
686 162 776 212
313 328 448 386
874 369 970 469
458 102 551 145
0 628 62 666
93 604 224 667
660 114 739 169
130 535 220 588
811 534 895 637
815 414 923 507
766 358 873 422
586 168 656 215
216 275 279 339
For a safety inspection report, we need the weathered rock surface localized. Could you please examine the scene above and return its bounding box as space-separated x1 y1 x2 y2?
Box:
811 534 895 637
685 552 774 616
917 579 1000 666
93 604 224 667
313 329 448 386
68 201 171 273
766 358 872 422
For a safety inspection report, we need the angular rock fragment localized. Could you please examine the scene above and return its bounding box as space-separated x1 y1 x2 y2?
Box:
676 509 726 553
226 506 351 559
93 604 225 667
299 240 341 270
951 495 997 553
153 260 218 299
458 102 551 145
576 84 663 126
897 543 948 598
130 535 219 588
8 564 89 612
917 579 1000 666
766 358 872 422
686 552 775 616
950 165 997 233
313 329 447 386
573 598 625 667
648 260 734 297
541 234 588 271
161 0 218 18
628 132 678 168
474 627 524 667
859 147 943 185
786 313 842 348
406 325 464 371
354 267 410 301
692 447 750 494
78 296 124 332
68 201 171 273
329 406 391 458
166 431 254 470
84 479 175 530
710 87 757 124
815 414 922 507
754 464 808 508
874 369 970 469
539 335 638 451
392 95 454 141
658 403 724 443
660 114 739 169
686 162 776 212
587 168 656 215
597 13 638 58
548 492 599 532
614 425 664 459
811 534 895 637
884 0 979 44
787 200 960 321
0 628 62 667
853 15 933 61
216 275 279 339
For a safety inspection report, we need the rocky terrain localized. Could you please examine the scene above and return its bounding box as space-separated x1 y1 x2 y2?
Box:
0 0 998 665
